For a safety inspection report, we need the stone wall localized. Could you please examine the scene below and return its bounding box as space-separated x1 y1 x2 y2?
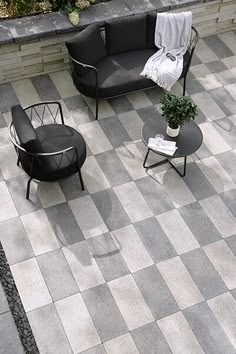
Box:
0 0 235 84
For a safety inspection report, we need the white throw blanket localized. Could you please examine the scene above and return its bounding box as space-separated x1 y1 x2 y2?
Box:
140 12 192 91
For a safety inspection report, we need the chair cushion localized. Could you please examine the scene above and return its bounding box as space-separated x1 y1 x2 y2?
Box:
11 105 41 153
147 12 157 49
65 24 107 74
20 124 86 182
105 14 147 55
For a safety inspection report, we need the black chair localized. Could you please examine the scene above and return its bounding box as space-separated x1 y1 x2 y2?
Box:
9 101 86 199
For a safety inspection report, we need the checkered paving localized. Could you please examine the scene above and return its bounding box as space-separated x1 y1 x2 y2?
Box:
1 30 236 354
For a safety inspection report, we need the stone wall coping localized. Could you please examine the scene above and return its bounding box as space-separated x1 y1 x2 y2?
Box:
0 0 215 45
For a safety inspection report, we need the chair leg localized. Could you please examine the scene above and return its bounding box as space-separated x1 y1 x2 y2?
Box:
78 169 84 191
95 96 99 120
183 76 187 96
17 155 20 166
26 178 32 200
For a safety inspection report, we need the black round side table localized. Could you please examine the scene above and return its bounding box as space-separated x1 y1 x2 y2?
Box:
141 115 203 177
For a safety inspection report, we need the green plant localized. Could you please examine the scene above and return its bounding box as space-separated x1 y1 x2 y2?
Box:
160 94 198 129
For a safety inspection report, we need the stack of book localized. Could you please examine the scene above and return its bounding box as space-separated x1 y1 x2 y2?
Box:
148 137 177 156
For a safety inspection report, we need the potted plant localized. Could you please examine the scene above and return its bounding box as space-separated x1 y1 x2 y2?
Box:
160 94 198 137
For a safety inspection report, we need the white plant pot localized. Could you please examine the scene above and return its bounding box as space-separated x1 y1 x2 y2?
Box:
166 125 180 137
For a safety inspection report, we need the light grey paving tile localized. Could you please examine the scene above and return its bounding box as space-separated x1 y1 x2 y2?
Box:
218 31 236 55
0 181 18 222
196 156 235 194
50 70 78 98
157 210 200 255
70 105 94 125
221 188 236 218
0 126 10 146
212 118 236 150
191 64 222 91
0 82 20 113
37 249 79 302
63 241 105 291
108 274 154 331
199 122 231 155
108 96 133 115
12 79 40 107
157 256 204 310
181 248 227 300
133 265 179 320
82 156 111 194
192 141 212 160
203 240 236 290
84 96 115 119
178 202 221 247
36 182 66 208
155 169 196 207
91 189 130 231
157 311 204 354
195 38 219 63
59 174 89 201
11 258 52 312
99 116 131 148
55 293 101 353
208 292 236 348
184 302 236 354
0 113 7 128
182 162 216 200
0 283 9 315
127 91 152 110
199 195 236 238
0 145 25 180
135 176 175 215
114 181 153 223
134 217 177 263
131 322 172 354
104 333 138 354
225 83 236 102
203 35 234 59
191 92 225 121
95 150 132 187
222 56 236 76
215 150 236 184
28 303 73 354
6 175 42 215
79 121 113 154
118 110 144 141
82 284 128 342
69 195 108 239
87 233 130 282
116 143 148 181
112 225 153 273
0 217 34 265
21 209 60 256
80 344 106 354
31 74 61 101
209 87 236 116
215 70 236 86
45 202 84 246
0 312 24 354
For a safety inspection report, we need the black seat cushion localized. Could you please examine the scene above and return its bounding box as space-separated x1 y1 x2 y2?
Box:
105 14 147 55
11 105 41 153
72 49 191 98
65 24 107 75
20 124 86 182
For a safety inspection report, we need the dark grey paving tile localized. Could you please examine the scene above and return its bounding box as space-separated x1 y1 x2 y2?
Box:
108 96 133 115
80 344 106 354
145 86 165 105
64 95 88 111
37 249 79 301
231 288 236 301
206 60 228 74
133 265 180 320
87 233 130 282
178 202 221 247
0 283 9 315
59 174 89 201
134 217 177 263
215 151 236 184
183 162 216 201
220 188 236 218
191 53 202 66
0 168 4 182
181 248 227 300
131 322 172 354
27 303 72 354
137 105 159 123
135 176 175 216
185 71 206 95
95 150 132 187
195 108 207 124
45 202 85 246
192 142 212 161
82 283 128 342
31 74 61 101
99 116 131 148
209 87 236 116
0 83 20 113
0 312 24 354
203 35 234 59
225 234 236 257
0 113 7 128
184 302 236 354
215 70 236 86
212 118 236 149
91 188 130 231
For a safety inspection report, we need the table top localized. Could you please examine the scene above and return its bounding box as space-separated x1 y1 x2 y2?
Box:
142 115 203 158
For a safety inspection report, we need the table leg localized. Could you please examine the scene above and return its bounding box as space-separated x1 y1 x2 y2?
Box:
169 156 187 177
143 149 168 169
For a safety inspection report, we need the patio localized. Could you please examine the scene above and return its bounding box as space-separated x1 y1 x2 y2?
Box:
0 29 236 354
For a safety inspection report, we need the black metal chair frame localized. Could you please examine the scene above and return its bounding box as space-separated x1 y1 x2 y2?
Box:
9 101 84 200
68 25 199 120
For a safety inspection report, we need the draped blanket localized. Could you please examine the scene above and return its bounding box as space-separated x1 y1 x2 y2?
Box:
140 12 192 91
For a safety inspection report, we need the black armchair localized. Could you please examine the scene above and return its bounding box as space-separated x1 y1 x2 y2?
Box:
9 101 86 199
